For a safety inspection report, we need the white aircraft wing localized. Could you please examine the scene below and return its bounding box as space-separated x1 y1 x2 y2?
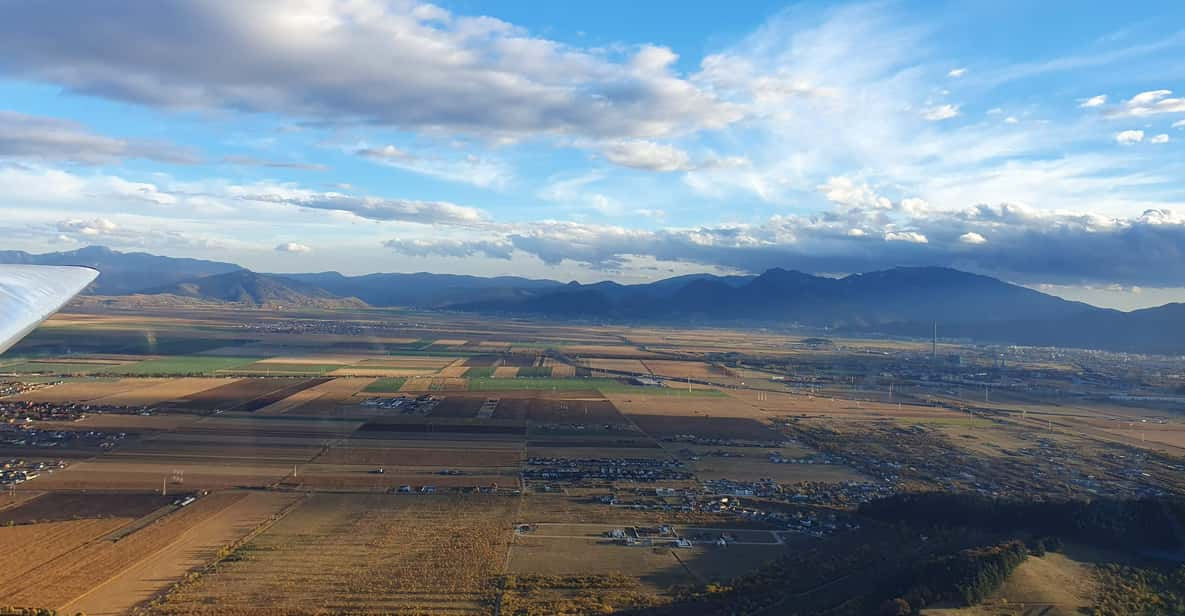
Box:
0 265 99 355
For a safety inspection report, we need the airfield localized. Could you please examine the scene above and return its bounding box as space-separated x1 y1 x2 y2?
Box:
2 306 1185 614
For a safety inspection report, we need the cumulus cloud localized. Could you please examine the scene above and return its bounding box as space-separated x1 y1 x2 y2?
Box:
1109 89 1185 117
0 1 739 140
0 111 198 164
959 231 987 244
1149 134 1170 144
599 140 692 172
56 217 117 237
1115 129 1144 144
275 242 310 253
884 230 928 243
1079 94 1107 108
947 68 966 78
383 237 513 260
921 104 960 121
1174 119 1185 129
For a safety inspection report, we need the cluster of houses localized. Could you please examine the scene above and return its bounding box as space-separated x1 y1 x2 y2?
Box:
522 456 692 483
361 394 441 414
0 424 128 450
0 399 115 423
1 458 66 485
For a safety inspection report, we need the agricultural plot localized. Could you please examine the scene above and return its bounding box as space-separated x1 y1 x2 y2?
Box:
0 491 247 610
362 377 407 392
255 377 376 416
61 491 301 616
167 377 317 411
492 366 520 378
628 414 784 441
92 377 237 407
149 494 518 615
1 360 125 375
111 356 263 376
583 358 650 374
0 492 171 525
231 362 344 375
13 378 156 402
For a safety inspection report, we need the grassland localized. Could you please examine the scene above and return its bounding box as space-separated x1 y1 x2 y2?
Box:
363 377 408 392
110 356 263 375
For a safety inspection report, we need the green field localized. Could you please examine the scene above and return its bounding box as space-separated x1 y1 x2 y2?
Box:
464 366 496 378
516 366 553 378
109 356 263 375
363 377 408 393
231 362 344 375
1 361 122 375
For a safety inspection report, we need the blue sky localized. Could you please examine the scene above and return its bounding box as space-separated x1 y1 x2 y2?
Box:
1 1 1184 309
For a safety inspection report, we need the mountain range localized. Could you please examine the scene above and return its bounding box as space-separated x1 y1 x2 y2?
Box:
2 245 1181 355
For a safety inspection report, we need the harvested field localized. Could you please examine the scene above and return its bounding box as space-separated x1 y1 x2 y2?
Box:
492 366 520 378
0 491 247 610
256 377 375 416
550 364 576 378
93 377 236 407
357 420 527 436
31 458 295 491
358 356 457 369
148 494 517 615
168 377 323 412
641 359 731 380
15 378 155 403
561 345 661 358
328 366 440 377
61 491 302 616
583 358 650 374
508 537 695 590
438 365 470 377
0 518 133 596
628 414 784 441
0 492 172 525
313 444 521 467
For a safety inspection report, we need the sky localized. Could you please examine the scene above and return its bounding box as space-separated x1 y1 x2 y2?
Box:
1 1 1184 310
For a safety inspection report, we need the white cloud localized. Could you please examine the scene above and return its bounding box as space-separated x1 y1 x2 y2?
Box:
947 67 967 78
1174 119 1185 129
884 230 928 243
599 140 692 172
353 144 511 188
959 231 987 244
0 2 740 140
1115 129 1144 144
1109 89 1185 117
275 242 310 253
818 177 892 210
1150 134 1170 144
383 237 513 260
1079 94 1107 108
1004 116 1019 124
56 218 117 237
921 104 960 121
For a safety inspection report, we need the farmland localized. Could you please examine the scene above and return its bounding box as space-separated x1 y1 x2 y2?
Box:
3 306 1185 613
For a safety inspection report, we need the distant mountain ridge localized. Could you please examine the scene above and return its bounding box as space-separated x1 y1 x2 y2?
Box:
143 270 367 309
0 246 239 294
4 245 1184 354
